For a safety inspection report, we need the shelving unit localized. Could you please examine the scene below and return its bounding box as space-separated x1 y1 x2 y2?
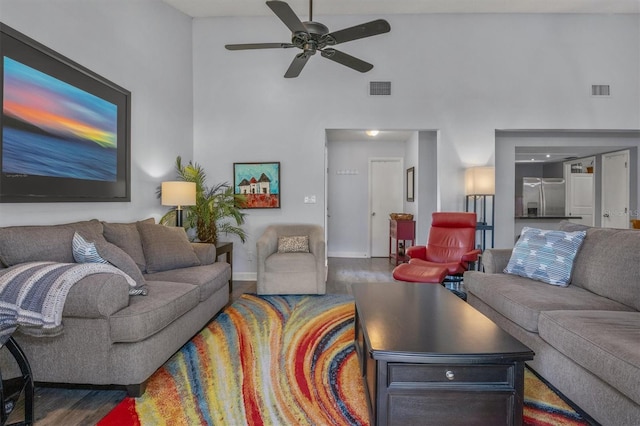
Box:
465 195 494 251
389 219 415 265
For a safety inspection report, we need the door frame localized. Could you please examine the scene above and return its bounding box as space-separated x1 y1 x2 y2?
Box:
368 157 404 257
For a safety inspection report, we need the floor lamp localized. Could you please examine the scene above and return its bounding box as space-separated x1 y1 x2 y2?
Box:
464 167 495 251
161 181 196 227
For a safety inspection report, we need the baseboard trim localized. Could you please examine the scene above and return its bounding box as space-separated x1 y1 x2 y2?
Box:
234 272 256 281
328 252 369 258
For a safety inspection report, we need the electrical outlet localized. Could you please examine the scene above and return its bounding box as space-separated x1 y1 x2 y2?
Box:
304 195 317 204
247 250 253 261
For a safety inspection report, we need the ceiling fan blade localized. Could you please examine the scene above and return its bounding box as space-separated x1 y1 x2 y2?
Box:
326 19 390 45
320 49 373 73
266 1 307 34
284 53 311 78
225 43 295 50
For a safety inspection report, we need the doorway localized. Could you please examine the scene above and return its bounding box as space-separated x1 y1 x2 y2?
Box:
369 158 403 257
601 150 630 229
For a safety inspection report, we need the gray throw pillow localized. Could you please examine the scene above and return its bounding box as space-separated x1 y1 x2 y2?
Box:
74 232 148 294
137 223 200 274
102 218 154 272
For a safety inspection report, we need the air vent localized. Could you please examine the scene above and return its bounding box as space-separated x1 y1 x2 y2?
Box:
369 81 391 96
591 84 611 97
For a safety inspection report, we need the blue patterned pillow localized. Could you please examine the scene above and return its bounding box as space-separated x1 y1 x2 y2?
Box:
504 227 587 286
72 232 108 264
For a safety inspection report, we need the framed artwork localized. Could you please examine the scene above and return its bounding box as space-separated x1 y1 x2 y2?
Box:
0 23 131 202
406 167 415 202
233 162 280 209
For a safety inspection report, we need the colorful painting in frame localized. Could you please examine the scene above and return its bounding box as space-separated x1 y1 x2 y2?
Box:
0 23 131 202
233 162 280 209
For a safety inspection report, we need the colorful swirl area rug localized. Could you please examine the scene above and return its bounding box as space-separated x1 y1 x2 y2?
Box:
99 293 591 426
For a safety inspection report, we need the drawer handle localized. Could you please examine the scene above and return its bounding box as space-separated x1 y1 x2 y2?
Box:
445 370 455 381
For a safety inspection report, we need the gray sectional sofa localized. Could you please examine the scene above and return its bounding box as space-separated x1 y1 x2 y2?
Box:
0 218 230 396
464 222 640 425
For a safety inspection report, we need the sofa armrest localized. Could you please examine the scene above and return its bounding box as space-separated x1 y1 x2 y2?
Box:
191 242 216 265
62 274 131 318
482 249 513 273
257 227 278 278
307 226 326 274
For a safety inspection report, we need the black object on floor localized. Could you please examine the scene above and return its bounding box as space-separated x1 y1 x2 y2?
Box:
1 337 34 426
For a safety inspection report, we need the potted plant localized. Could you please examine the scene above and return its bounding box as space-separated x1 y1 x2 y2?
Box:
159 156 247 245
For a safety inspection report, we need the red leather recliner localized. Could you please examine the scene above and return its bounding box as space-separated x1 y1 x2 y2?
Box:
393 212 481 283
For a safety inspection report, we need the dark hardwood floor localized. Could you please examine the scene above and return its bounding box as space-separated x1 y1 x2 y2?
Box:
6 257 396 425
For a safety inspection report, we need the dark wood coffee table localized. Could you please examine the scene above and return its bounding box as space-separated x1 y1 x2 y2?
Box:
352 282 534 426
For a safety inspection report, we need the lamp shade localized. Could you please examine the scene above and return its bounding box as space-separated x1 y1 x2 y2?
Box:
465 167 495 195
161 181 196 206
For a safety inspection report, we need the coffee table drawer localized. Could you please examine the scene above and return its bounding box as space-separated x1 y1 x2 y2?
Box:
388 363 513 385
388 390 515 426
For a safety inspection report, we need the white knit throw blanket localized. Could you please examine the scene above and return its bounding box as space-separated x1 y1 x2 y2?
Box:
0 261 136 345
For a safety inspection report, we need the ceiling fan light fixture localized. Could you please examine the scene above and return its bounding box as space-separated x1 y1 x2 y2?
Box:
366 130 379 137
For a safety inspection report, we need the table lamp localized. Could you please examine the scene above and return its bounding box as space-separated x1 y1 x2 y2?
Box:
161 181 196 227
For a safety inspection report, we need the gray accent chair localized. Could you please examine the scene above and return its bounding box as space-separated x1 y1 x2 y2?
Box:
256 224 326 295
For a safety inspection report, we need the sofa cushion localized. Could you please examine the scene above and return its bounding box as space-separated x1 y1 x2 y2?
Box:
145 263 231 302
504 227 586 286
109 280 199 343
0 219 104 267
538 310 640 405
102 218 154 273
137 223 201 274
464 271 634 332
570 227 640 311
266 252 316 273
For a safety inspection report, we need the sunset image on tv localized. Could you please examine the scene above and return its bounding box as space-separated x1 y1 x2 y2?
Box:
2 56 118 181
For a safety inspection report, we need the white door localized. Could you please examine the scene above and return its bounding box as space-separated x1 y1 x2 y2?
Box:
568 173 595 226
370 158 403 257
601 150 629 229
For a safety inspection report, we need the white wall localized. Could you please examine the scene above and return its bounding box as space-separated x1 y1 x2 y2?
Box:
0 0 194 225
193 13 640 275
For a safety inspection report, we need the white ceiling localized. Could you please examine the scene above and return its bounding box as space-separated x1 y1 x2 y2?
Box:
162 0 640 18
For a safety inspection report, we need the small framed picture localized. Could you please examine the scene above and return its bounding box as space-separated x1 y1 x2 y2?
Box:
233 162 280 209
406 167 415 202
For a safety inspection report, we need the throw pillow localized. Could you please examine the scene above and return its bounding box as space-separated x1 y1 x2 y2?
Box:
72 232 108 264
94 240 147 290
73 232 148 295
137 223 201 274
277 236 310 253
504 226 587 286
102 218 154 272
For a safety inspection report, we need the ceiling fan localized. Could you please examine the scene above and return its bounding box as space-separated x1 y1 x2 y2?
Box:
225 0 391 78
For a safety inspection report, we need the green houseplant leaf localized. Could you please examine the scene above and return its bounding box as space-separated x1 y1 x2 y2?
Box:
159 156 247 245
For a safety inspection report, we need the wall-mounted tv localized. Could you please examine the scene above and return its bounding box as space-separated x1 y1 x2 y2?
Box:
0 23 131 202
